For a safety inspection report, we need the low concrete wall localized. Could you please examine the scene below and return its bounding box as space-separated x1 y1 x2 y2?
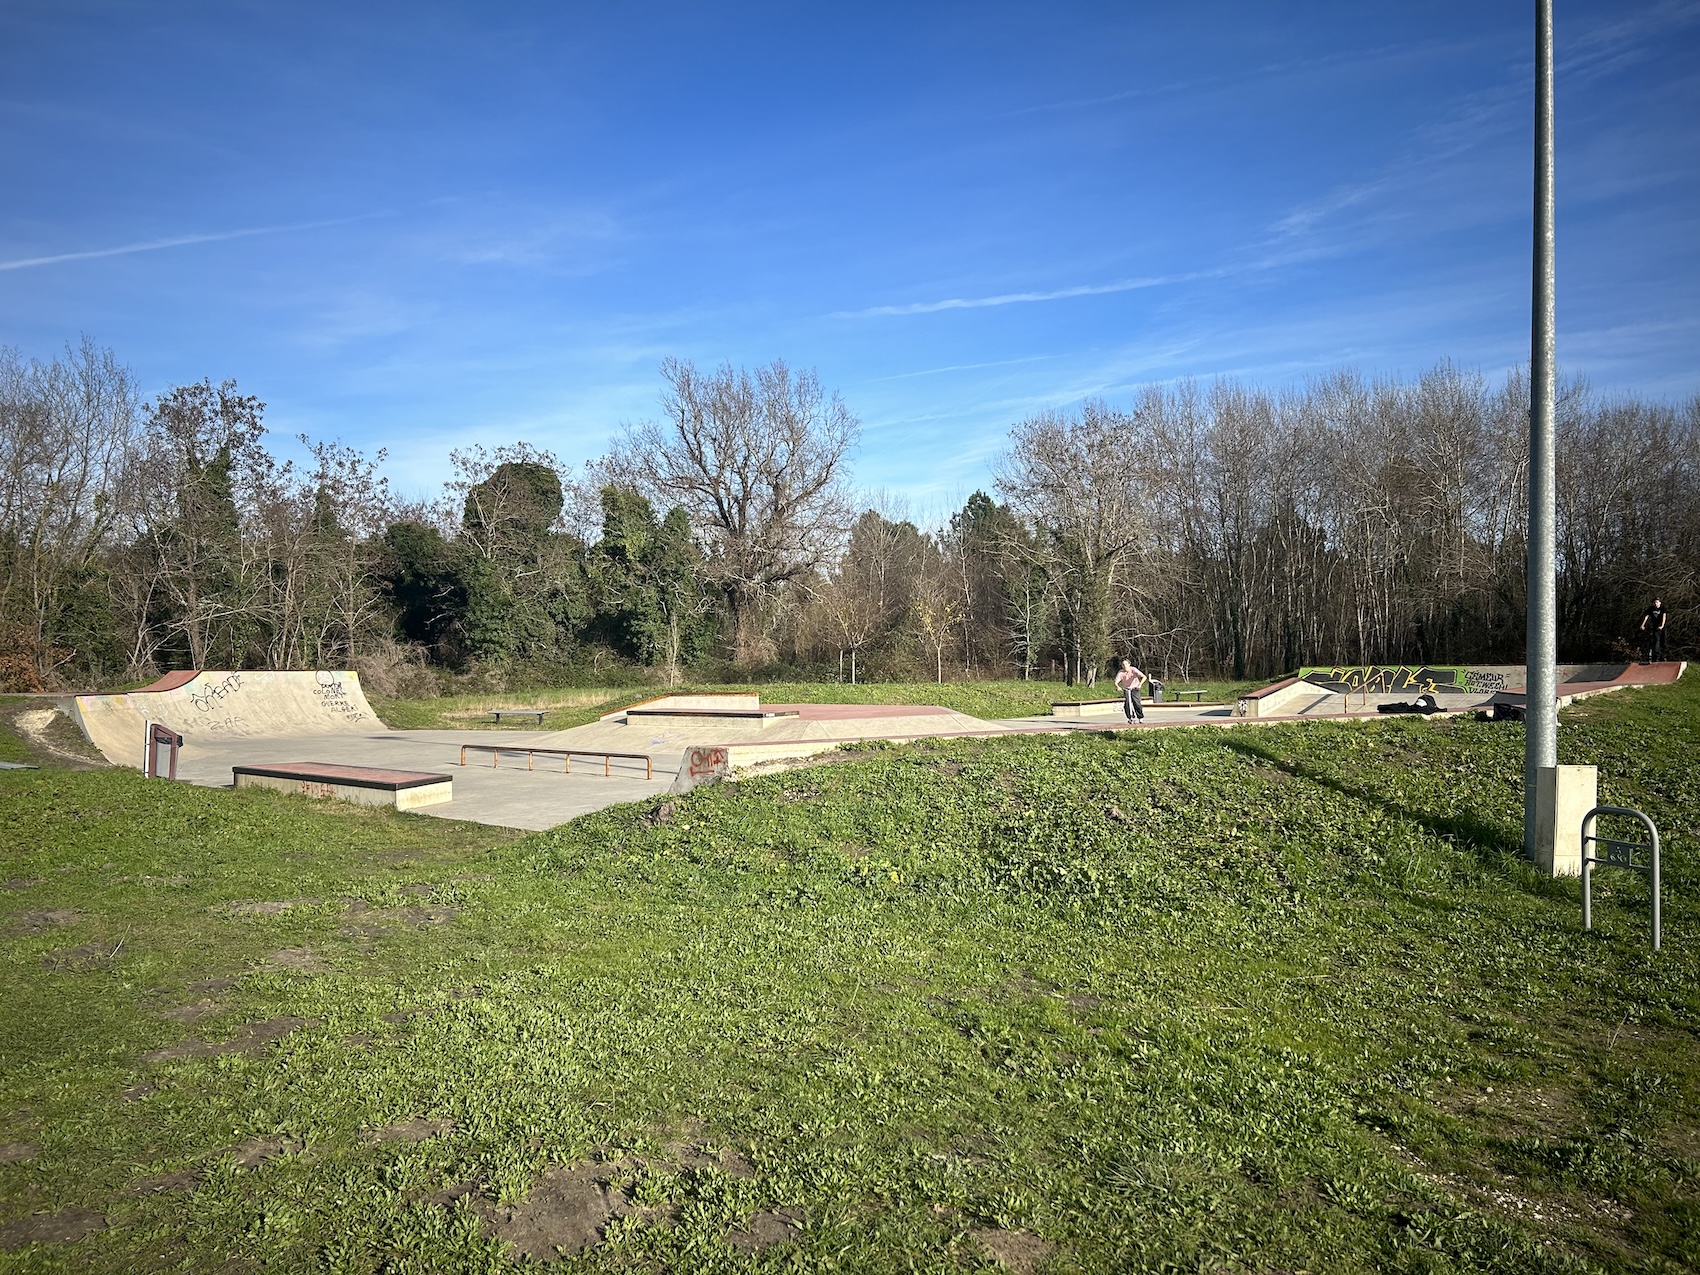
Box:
724 740 842 769
1234 678 1333 718
627 708 797 727
1050 700 1125 720
601 693 761 721
233 770 452 810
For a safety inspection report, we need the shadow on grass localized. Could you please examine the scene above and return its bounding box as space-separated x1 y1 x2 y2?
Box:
1217 731 1551 889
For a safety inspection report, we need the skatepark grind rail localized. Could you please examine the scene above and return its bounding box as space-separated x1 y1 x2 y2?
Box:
458 742 653 780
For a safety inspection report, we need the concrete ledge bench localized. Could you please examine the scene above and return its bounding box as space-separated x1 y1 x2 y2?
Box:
1169 688 1207 702
1051 699 1127 720
1233 677 1333 718
490 708 547 726
233 762 452 810
1052 694 1200 720
624 708 800 725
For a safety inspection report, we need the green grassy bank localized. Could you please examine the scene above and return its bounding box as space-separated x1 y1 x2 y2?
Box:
1 678 1697 1271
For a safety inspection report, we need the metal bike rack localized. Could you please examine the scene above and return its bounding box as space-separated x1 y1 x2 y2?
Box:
1581 805 1661 951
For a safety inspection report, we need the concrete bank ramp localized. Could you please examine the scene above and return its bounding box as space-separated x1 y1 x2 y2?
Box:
71 670 378 768
535 695 1021 768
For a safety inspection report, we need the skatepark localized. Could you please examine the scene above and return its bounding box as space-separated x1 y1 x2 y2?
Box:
58 663 1687 831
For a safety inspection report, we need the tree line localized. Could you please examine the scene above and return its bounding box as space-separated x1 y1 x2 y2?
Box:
2 339 1693 693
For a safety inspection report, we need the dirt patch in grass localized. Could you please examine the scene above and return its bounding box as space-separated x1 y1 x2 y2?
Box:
371 1117 455 1144
1436 1082 1581 1142
161 999 225 1024
727 1206 801 1252
653 1117 756 1179
0 1205 106 1250
664 1140 755 1179
423 1179 480 1208
42 942 124 971
258 947 325 972
141 1015 313 1063
974 1227 1056 1273
4 704 107 769
0 1143 38 1164
3 879 39 891
475 1159 636 1261
340 902 458 937
226 899 319 916
126 1168 198 1195
7 909 78 936
229 1136 302 1169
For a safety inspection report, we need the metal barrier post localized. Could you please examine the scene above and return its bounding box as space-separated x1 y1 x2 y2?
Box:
1581 805 1662 951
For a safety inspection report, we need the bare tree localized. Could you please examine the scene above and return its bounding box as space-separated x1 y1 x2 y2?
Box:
910 538 962 684
0 339 141 686
611 358 858 665
996 401 1153 684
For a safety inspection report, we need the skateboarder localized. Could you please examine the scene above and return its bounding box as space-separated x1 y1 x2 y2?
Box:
1641 597 1668 662
1114 658 1146 723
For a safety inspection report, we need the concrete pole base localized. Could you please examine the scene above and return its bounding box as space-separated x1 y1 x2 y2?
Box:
1535 764 1597 876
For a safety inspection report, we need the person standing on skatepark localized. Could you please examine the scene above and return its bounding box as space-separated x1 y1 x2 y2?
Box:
1641 597 1668 662
1114 658 1147 723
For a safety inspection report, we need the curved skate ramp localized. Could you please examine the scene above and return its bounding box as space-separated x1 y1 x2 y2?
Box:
72 670 379 768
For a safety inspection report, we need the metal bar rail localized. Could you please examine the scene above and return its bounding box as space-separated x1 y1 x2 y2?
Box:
1581 804 1661 951
458 743 653 780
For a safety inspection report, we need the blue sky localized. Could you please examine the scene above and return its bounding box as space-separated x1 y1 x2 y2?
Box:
3 1 1697 515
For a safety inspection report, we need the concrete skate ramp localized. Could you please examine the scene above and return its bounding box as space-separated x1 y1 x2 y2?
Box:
536 698 1020 767
72 670 379 769
1491 661 1686 712
1233 677 1335 719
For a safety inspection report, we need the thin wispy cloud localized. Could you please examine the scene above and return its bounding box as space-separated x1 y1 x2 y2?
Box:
869 353 1061 382
0 215 375 272
831 269 1227 319
1560 0 1700 80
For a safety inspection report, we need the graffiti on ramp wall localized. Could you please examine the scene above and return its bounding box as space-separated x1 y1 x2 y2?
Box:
1299 666 1506 695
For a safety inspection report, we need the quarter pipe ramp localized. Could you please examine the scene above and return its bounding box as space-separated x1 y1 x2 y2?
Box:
71 670 380 769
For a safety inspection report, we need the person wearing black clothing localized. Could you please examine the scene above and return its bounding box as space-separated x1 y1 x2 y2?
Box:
1641 597 1668 662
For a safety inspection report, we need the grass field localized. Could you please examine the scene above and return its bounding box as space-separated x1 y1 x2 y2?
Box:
369 677 1262 733
1 678 1697 1271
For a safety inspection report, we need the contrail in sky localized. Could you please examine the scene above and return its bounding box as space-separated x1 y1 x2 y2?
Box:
832 269 1225 319
0 215 371 272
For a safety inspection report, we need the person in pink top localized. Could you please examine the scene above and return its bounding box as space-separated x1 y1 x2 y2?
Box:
1114 658 1146 723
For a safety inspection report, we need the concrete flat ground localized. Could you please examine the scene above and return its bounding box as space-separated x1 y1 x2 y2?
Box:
171 729 677 831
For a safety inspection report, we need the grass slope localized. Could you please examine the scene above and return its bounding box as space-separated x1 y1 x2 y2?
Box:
1 680 1697 1272
370 678 1260 733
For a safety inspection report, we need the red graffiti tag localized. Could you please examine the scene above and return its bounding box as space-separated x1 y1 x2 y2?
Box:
687 746 729 779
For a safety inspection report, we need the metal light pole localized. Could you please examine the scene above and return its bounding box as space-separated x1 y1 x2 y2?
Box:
1525 0 1558 861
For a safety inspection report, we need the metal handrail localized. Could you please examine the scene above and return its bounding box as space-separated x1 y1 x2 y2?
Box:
458 743 653 780
1581 804 1661 951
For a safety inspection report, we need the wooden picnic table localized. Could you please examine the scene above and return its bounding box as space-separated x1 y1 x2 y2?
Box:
490 708 547 726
